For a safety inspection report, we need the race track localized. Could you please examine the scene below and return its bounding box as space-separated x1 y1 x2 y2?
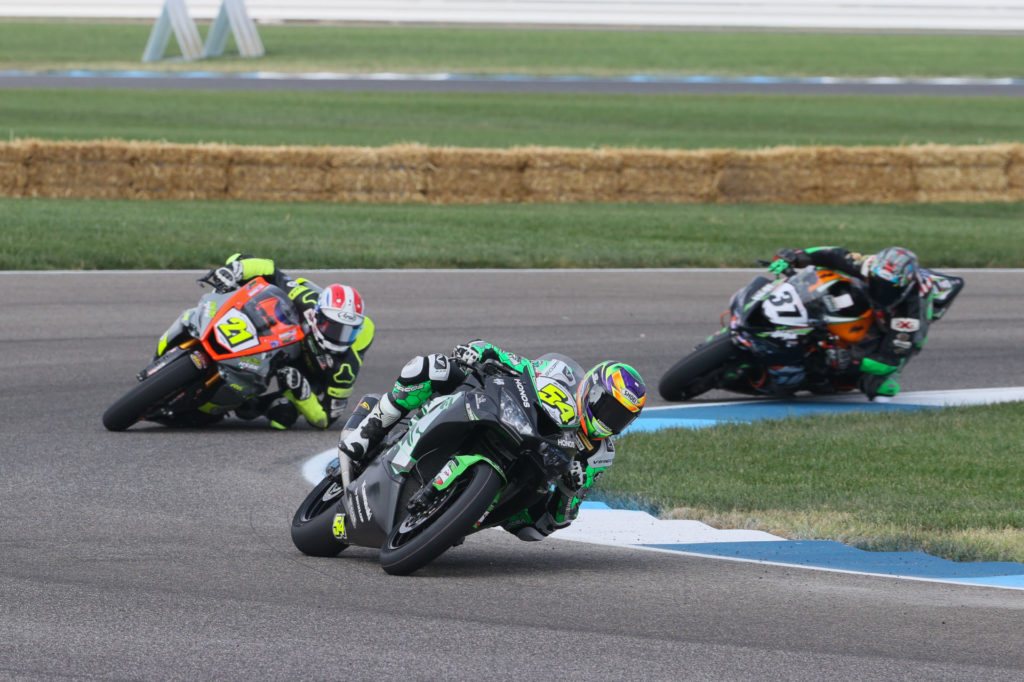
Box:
3 268 1024 679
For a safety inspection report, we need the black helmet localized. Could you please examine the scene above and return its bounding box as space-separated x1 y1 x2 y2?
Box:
865 247 919 309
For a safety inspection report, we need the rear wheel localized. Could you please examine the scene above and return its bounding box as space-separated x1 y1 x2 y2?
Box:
102 352 205 431
658 333 738 401
379 463 502 576
291 477 350 557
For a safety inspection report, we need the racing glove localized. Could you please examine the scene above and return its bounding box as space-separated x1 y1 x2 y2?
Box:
452 340 499 367
277 366 311 401
206 261 244 293
562 460 587 491
768 248 811 275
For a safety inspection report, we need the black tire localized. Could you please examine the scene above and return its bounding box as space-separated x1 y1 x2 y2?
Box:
102 352 205 431
658 333 738 401
291 477 350 557
379 463 502 576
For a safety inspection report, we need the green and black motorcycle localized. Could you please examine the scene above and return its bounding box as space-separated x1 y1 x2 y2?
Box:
290 354 583 575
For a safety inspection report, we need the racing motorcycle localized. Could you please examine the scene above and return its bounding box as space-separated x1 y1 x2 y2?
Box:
658 266 877 401
291 354 587 576
102 275 306 431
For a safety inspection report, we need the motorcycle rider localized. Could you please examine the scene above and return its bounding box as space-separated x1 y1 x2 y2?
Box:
331 340 647 541
184 254 374 429
768 246 964 399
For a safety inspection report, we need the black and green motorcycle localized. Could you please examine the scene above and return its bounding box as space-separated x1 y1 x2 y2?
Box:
290 354 582 575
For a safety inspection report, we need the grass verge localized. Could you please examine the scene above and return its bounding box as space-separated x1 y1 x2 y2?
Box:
2 22 1023 78
602 402 1024 563
2 198 1022 270
2 89 1022 149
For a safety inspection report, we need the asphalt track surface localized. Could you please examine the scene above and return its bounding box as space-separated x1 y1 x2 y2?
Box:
4 72 1024 96
3 268 1024 680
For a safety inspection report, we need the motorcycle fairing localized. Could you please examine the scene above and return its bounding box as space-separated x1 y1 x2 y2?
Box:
199 279 305 362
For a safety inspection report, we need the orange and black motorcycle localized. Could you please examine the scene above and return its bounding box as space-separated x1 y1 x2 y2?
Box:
659 266 878 401
102 276 307 431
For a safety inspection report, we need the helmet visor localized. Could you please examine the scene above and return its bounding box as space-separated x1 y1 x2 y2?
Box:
317 317 360 349
588 386 637 435
868 277 905 309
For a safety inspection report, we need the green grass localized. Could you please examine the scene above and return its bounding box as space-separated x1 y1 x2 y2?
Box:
3 89 1023 149
3 198 1022 270
602 403 1024 563
2 22 1023 78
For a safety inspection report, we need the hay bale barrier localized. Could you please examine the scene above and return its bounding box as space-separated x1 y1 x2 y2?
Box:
2 139 1023 204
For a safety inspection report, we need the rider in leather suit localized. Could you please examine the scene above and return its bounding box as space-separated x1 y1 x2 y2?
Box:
170 254 375 428
769 246 964 399
330 340 647 540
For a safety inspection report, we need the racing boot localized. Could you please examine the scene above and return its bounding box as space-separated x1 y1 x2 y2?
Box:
337 393 404 466
265 396 299 430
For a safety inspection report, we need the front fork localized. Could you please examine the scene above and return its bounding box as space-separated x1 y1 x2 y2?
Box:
407 454 505 515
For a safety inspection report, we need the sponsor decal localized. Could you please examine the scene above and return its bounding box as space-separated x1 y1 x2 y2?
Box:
236 356 261 372
433 354 448 371
352 486 364 524
360 481 373 522
332 513 347 540
513 378 531 408
892 317 920 332
433 461 455 488
588 448 615 469
189 351 208 370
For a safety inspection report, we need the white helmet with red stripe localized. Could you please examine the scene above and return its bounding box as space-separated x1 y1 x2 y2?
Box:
312 284 364 353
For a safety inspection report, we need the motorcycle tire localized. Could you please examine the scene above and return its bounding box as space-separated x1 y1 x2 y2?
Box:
290 477 350 557
102 352 205 431
658 333 737 401
379 462 503 576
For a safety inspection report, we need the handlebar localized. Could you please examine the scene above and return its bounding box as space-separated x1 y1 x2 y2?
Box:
454 356 519 379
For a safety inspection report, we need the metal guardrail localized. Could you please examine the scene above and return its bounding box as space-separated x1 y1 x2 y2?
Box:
2 1 1024 31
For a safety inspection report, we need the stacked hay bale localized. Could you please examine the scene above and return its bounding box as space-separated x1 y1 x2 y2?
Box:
1 139 1022 204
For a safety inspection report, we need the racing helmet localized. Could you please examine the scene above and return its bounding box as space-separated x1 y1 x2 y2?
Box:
864 247 919 310
312 284 364 353
577 361 647 440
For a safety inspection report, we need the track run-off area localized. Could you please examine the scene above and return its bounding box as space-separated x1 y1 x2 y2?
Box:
3 268 1024 679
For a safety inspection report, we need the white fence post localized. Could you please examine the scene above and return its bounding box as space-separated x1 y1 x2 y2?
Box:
203 0 265 59
142 0 203 62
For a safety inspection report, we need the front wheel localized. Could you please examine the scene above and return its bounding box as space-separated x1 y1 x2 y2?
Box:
658 333 737 401
379 463 502 576
102 352 205 431
291 477 350 557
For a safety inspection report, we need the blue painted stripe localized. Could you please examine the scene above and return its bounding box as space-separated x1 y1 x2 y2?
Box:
646 540 1024 586
639 400 926 423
